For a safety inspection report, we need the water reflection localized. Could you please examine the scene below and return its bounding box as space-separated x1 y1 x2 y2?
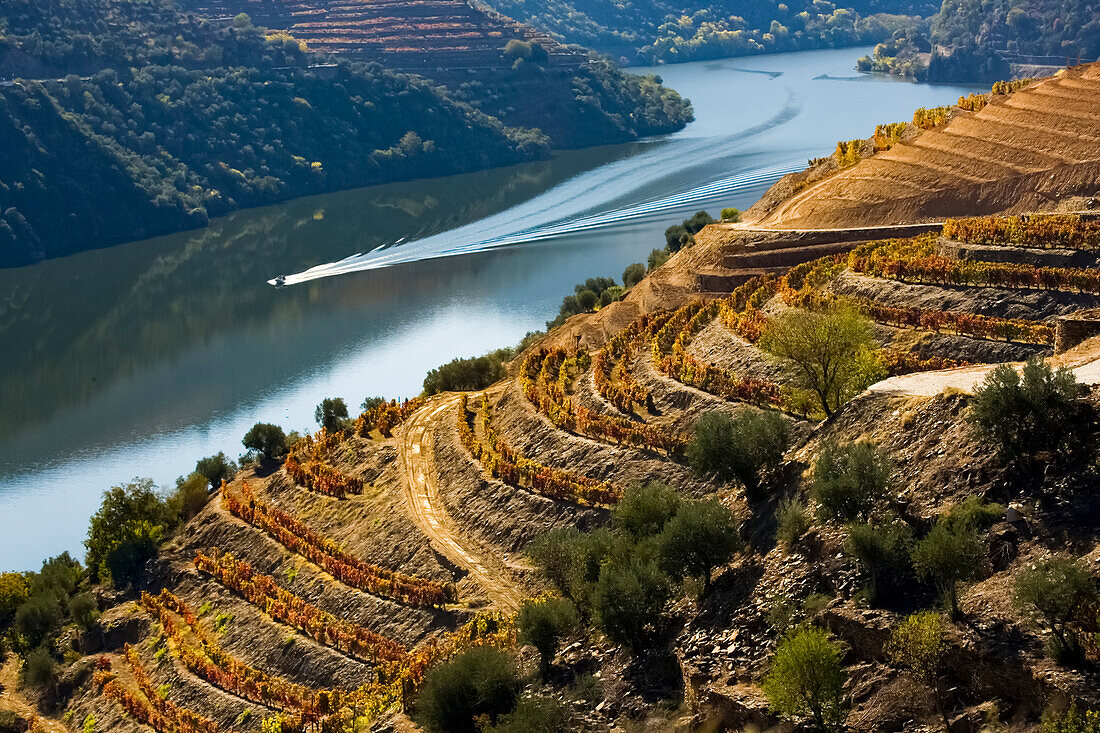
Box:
0 47 984 569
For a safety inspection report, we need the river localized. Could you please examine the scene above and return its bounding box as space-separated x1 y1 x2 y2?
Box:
0 47 983 571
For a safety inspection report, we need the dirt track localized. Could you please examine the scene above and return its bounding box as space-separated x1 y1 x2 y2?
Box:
871 339 1100 396
0 654 68 733
399 395 523 613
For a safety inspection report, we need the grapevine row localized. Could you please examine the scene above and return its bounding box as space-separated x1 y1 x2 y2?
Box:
943 215 1100 251
355 398 424 438
593 312 671 414
222 482 454 607
851 252 1100 294
95 646 229 733
457 393 620 507
520 347 685 455
140 590 340 730
193 550 410 669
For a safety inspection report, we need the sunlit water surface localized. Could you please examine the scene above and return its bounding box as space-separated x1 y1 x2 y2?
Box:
0 48 982 570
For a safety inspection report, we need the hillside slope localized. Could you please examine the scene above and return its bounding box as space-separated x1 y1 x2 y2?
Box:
749 64 1100 229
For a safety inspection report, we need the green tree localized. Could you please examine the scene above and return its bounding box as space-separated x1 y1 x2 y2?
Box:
194 452 237 490
517 597 578 676
759 306 885 417
84 478 168 585
657 498 741 595
243 422 288 460
762 626 847 731
811 440 892 522
423 349 512 395
968 357 1087 463
844 520 913 602
648 248 670 270
414 647 521 733
1014 555 1097 661
622 262 646 288
911 520 984 617
593 560 671 652
687 410 789 497
166 473 211 524
314 397 350 432
0 572 29 629
612 482 681 540
527 527 613 613
720 207 741 222
886 611 949 730
22 646 57 689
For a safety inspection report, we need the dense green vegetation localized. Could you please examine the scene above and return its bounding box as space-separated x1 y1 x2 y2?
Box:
858 0 1100 81
0 0 691 266
481 0 935 63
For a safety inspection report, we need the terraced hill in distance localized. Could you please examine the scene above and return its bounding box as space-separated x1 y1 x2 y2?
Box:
748 62 1100 229
183 0 585 70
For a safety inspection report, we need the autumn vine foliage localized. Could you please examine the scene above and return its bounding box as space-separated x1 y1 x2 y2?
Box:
284 429 363 498
457 393 620 507
355 398 424 438
521 347 685 455
140 590 345 731
222 483 454 607
943 215 1100 250
94 646 227 733
194 550 410 666
593 312 671 414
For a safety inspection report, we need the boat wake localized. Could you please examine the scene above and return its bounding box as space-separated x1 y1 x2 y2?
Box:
272 158 804 285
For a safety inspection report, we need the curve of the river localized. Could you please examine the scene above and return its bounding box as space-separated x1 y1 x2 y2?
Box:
0 47 982 570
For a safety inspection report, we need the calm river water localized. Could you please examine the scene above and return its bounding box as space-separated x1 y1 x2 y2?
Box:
0 48 982 570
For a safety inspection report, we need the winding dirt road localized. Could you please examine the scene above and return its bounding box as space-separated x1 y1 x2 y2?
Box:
0 654 68 733
399 395 523 613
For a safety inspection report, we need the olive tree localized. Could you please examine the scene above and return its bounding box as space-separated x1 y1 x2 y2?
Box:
758 306 885 417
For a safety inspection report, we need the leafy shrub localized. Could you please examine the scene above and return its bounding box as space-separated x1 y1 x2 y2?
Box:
657 498 741 595
687 410 789 497
13 593 64 651
423 349 513 394
528 527 614 611
68 593 99 630
22 647 57 689
518 597 578 676
415 647 522 733
314 397 350 432
593 560 671 652
762 626 847 731
1044 703 1100 733
720 207 741 222
844 520 913 602
911 520 984 617
622 262 646 288
776 498 811 549
612 482 681 539
1014 555 1097 662
167 473 211 524
944 495 1004 530
242 423 288 460
84 478 169 585
648 248 670 270
484 696 567 733
968 357 1087 463
811 440 892 522
194 452 237 490
887 611 949 728
0 572 29 629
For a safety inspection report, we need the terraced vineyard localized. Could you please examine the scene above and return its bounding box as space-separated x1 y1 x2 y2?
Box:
184 0 583 70
757 63 1100 228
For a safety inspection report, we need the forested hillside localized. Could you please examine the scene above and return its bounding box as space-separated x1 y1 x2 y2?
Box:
857 0 1099 81
479 0 937 62
0 0 690 266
